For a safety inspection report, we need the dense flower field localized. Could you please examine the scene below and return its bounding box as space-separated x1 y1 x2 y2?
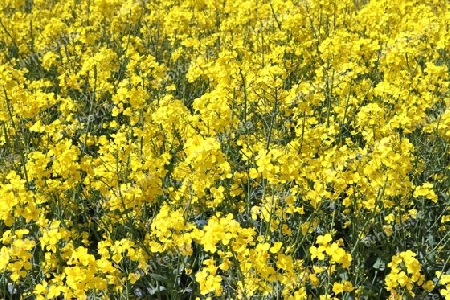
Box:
0 0 449 299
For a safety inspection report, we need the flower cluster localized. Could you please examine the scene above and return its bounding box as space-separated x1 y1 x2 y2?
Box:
0 0 449 298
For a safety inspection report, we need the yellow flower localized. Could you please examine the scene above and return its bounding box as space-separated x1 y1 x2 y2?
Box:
309 274 320 287
309 245 325 260
413 183 438 203
0 246 10 270
128 273 140 284
317 234 333 246
270 242 283 254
